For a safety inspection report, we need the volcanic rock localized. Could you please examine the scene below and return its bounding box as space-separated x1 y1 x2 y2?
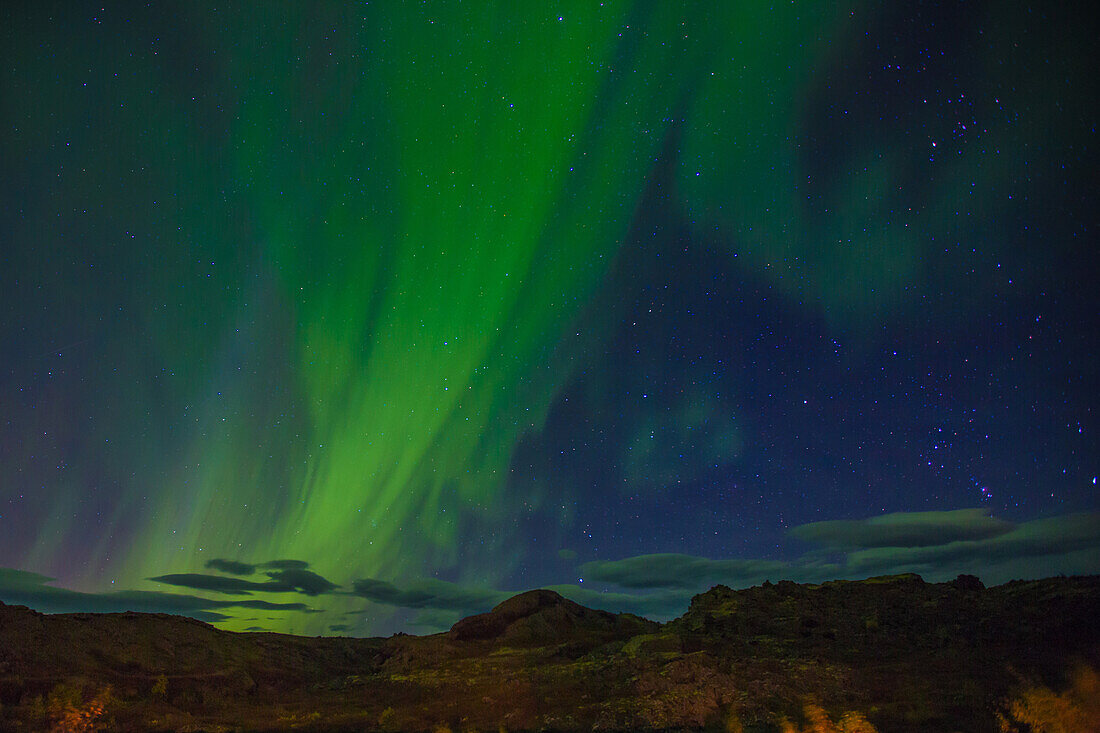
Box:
1 575 1098 732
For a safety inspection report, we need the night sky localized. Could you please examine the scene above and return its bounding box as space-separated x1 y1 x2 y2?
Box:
2 1 1097 637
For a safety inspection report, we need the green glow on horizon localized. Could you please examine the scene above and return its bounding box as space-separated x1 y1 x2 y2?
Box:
102 3 717 628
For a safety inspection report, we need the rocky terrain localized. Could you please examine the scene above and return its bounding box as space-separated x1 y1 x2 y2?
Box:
1 574 1098 732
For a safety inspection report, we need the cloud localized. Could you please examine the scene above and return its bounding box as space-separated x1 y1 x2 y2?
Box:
227 598 312 611
407 608 466 631
205 559 256 575
351 577 509 614
558 549 578 561
0 568 310 622
150 568 338 596
840 512 1100 582
788 509 1012 550
149 573 271 594
356 577 692 626
202 558 314 576
268 568 338 595
579 554 791 590
568 510 1099 607
547 584 693 620
262 560 311 571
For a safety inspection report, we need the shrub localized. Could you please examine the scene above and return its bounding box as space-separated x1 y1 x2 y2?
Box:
45 683 112 733
998 665 1100 733
780 703 878 733
152 674 168 697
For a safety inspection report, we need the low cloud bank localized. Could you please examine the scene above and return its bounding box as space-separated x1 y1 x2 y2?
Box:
581 510 1100 593
351 577 509 614
788 508 1013 549
579 554 792 590
0 568 310 622
4 510 1095 633
151 567 337 597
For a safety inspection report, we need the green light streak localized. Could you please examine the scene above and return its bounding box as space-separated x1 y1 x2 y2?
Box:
106 4 703 626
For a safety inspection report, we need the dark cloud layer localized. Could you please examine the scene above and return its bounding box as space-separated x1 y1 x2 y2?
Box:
788 509 1013 550
0 568 309 623
547 584 693 621
580 554 791 590
842 512 1100 580
263 560 311 571
576 510 1100 596
350 576 694 632
205 559 256 575
151 573 273 594
351 578 508 614
202 558 313 576
151 568 337 596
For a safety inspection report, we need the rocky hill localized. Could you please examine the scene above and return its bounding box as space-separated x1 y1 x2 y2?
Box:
1 575 1097 732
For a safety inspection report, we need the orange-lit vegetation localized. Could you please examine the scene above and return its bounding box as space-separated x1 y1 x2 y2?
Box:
778 702 878 733
998 664 1100 733
26 681 115 733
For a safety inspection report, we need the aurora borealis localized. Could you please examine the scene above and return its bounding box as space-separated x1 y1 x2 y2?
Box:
2 2 1097 636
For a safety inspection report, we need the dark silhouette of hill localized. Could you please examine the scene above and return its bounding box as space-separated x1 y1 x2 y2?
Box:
1 574 1097 731
451 589 658 643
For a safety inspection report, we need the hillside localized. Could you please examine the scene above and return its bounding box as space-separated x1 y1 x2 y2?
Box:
1 575 1097 732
